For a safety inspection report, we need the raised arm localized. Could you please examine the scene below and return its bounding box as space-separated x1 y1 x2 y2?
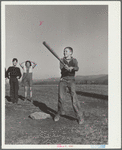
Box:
31 61 37 69
19 61 25 69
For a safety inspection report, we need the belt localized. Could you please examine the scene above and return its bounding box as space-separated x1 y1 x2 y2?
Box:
10 76 17 78
60 78 75 82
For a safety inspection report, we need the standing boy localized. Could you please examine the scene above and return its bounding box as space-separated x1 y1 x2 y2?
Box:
54 47 84 124
19 60 37 102
6 58 21 104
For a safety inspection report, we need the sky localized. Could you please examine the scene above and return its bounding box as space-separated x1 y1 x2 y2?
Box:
5 5 108 80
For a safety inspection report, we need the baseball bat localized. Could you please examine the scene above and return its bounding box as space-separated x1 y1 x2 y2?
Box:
43 41 65 66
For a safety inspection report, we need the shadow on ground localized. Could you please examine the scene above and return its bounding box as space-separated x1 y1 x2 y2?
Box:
6 95 26 102
33 101 76 121
76 91 108 100
18 95 25 101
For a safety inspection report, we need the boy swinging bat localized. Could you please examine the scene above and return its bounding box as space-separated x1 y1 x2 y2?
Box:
43 42 84 124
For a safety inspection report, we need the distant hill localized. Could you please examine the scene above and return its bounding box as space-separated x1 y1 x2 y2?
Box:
93 75 108 84
76 74 106 80
33 74 108 85
75 74 108 85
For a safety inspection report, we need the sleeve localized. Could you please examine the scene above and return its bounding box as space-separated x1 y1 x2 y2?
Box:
6 67 10 79
18 68 22 79
5 68 7 78
32 62 37 69
21 63 24 69
73 59 79 71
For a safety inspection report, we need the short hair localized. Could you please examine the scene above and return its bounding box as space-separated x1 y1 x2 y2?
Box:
12 58 18 62
25 60 32 66
64 47 73 54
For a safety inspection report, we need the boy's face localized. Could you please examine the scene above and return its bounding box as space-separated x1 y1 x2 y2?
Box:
13 60 17 66
64 48 72 58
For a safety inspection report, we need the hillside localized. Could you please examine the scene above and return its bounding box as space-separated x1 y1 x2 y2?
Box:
33 74 108 85
76 74 106 80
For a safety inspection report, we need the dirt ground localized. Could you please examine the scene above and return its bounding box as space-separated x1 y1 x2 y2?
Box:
5 84 108 145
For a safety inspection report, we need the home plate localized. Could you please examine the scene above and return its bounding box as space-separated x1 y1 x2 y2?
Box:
29 112 51 119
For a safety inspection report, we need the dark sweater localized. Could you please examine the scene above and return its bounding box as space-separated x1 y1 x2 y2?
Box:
60 57 79 80
6 66 21 79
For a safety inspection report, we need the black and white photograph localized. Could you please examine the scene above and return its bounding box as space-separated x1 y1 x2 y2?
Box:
2 1 121 149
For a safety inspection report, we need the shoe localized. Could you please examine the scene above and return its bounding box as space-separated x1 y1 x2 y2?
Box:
78 118 84 125
54 114 60 122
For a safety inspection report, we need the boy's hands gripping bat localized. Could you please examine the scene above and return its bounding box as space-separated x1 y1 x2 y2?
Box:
43 41 65 66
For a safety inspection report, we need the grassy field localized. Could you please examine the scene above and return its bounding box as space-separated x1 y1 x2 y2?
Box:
5 84 108 145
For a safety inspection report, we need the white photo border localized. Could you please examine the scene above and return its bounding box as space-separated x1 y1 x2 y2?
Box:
1 1 121 149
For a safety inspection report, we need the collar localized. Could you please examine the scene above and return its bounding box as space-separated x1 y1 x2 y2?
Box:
12 65 16 67
63 57 73 63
